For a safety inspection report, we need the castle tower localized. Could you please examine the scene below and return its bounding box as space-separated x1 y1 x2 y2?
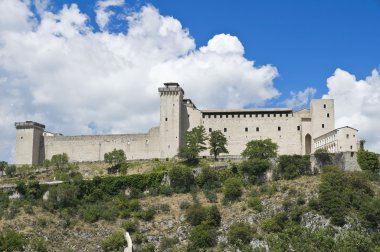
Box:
158 83 184 158
310 99 335 152
15 121 45 165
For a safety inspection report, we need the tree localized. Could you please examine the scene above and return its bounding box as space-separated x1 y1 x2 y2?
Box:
241 139 278 160
51 153 69 169
5 165 16 177
0 161 7 176
209 130 229 160
357 149 379 172
223 177 242 202
104 149 126 167
179 126 208 163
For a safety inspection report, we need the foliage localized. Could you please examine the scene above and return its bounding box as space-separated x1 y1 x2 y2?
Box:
227 223 254 248
357 149 380 172
51 153 69 169
168 165 194 193
102 230 126 252
314 148 333 167
247 197 263 212
189 224 217 248
223 177 242 202
0 229 25 251
159 237 178 251
104 148 127 169
186 204 206 226
122 219 139 233
136 206 156 221
209 130 229 160
196 166 220 190
204 205 221 227
262 212 289 233
179 201 191 210
277 155 311 179
179 126 208 163
241 139 278 160
47 183 79 209
239 159 271 183
0 161 7 172
5 165 16 177
318 167 374 226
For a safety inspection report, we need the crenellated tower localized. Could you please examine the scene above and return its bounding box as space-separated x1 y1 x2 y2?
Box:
158 83 184 158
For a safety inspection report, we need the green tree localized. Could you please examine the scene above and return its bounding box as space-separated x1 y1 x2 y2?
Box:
357 149 379 172
168 165 194 193
189 224 217 248
228 223 254 248
0 161 7 176
51 153 69 169
179 126 208 163
102 230 126 252
223 177 242 202
209 130 228 160
241 139 278 160
104 149 126 167
5 165 16 177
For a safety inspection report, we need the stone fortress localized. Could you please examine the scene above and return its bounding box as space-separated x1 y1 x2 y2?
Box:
15 83 359 165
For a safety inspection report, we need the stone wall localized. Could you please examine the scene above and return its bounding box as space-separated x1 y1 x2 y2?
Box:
311 151 361 172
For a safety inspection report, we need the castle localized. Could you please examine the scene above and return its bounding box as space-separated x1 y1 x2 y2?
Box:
15 83 359 165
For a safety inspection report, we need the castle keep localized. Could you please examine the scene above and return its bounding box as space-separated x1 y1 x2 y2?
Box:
15 83 359 165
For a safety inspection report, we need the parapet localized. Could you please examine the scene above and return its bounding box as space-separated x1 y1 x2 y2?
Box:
15 121 45 130
159 82 184 95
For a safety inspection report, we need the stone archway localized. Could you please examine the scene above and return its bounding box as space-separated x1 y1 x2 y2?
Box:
305 134 312 155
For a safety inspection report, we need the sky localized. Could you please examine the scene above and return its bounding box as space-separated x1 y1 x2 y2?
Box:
0 0 380 162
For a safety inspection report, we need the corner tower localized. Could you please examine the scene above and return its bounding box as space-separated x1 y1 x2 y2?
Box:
310 99 335 151
158 83 184 158
15 121 45 165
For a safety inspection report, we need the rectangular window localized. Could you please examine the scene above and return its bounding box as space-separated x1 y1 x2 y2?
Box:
267 114 270 117
226 115 228 118
255 114 258 118
286 114 288 117
351 152 354 157
245 127 248 132
261 114 264 117
250 114 252 118
238 114 240 118
327 113 330 118
274 114 276 117
324 104 326 108
297 125 300 131
280 114 282 117
202 114 205 118
346 134 349 139
278 126 281 131
220 115 222 118
322 124 325 128
165 117 168 121
244 114 246 118
350 145 353 149
209 128 212 132
214 115 217 118
208 115 211 118
224 128 227 132
256 127 259 132
232 115 234 118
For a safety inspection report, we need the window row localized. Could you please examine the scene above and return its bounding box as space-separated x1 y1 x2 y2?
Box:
209 126 302 133
202 113 292 119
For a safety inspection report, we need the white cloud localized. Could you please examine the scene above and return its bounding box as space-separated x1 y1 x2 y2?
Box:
323 68 380 153
0 1 280 163
95 0 124 31
284 87 316 108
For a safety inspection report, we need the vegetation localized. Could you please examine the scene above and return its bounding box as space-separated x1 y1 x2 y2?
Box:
51 153 69 169
209 130 228 160
104 149 127 174
102 230 126 252
179 126 208 163
223 177 242 202
277 154 311 179
357 149 379 172
227 223 254 248
241 139 278 160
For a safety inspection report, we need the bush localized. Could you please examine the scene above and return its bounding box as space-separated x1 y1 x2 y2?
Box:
196 166 220 189
189 224 217 248
168 165 194 193
277 155 311 179
186 204 206 226
136 207 156 221
228 223 254 247
203 189 218 203
204 205 221 227
179 201 191 210
314 149 333 167
159 237 178 251
0 229 25 251
102 230 126 252
357 149 380 172
223 177 242 202
51 153 69 169
247 197 263 212
262 212 288 233
47 183 79 209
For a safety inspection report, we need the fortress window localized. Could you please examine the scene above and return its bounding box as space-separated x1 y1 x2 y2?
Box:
327 113 330 118
224 128 227 132
244 114 246 118
286 114 288 117
245 127 248 132
350 145 353 149
165 117 168 121
297 126 300 131
256 127 259 132
232 115 234 118
274 114 276 117
323 104 326 108
202 114 205 118
220 115 222 118
346 134 349 139
238 114 240 118
250 114 252 118
208 115 211 118
351 152 354 157
278 126 281 131
267 114 270 117
209 128 212 132
280 114 282 117
261 114 264 117
256 114 258 118
20 136 23 139
214 115 217 118
226 115 228 118
322 124 325 128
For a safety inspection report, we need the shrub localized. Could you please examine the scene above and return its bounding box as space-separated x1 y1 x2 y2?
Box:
277 155 311 179
228 223 254 247
314 149 333 167
5 165 16 177
136 207 156 221
140 242 155 252
102 230 126 252
241 139 278 160
262 212 288 233
179 201 191 210
204 205 221 227
357 149 380 172
196 166 220 189
203 189 218 203
189 224 217 248
186 204 206 226
48 183 79 209
239 159 271 177
159 237 178 251
168 165 194 193
51 153 69 169
223 177 242 202
247 197 263 212
0 229 25 251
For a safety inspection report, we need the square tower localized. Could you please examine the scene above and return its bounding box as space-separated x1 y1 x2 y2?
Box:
310 99 335 147
158 83 184 158
15 121 45 165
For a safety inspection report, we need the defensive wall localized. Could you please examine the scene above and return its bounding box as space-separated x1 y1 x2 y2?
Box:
15 82 358 165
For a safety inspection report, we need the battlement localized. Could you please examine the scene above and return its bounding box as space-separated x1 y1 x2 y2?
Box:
15 121 45 130
158 82 184 95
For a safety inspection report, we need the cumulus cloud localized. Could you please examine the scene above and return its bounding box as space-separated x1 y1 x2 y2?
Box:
284 87 316 109
0 1 280 162
95 0 124 31
323 68 380 153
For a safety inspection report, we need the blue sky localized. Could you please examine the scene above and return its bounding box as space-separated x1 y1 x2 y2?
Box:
49 0 380 101
0 0 380 162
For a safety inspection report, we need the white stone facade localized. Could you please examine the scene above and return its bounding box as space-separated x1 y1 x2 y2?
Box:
14 83 359 165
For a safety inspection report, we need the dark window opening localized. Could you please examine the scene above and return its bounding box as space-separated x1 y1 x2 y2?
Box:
224 128 227 132
238 114 240 118
21 136 23 139
226 115 228 118
250 114 252 118
297 126 300 131
346 134 349 139
280 114 282 117
255 114 258 118
350 145 353 150
208 115 211 118
322 124 325 128
261 114 264 117
232 115 234 118
202 114 205 118
256 127 259 132
267 114 270 117
245 127 248 132
278 126 281 131
165 117 168 121
323 104 326 108
327 113 330 118
286 114 288 117
274 114 276 117
214 115 216 118
244 114 246 118
209 128 212 132
351 152 354 157
220 115 222 118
